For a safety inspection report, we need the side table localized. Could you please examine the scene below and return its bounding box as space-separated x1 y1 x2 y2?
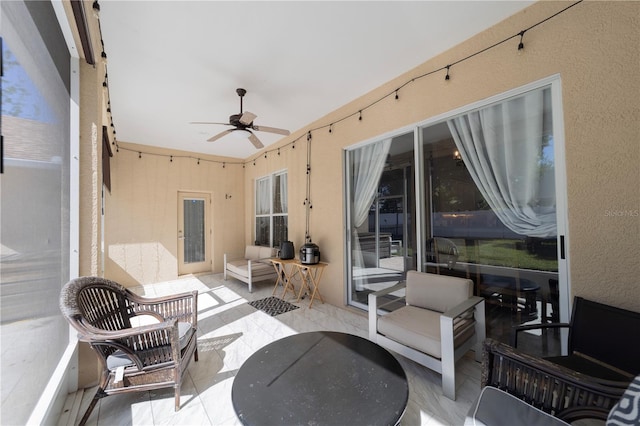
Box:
270 258 300 299
295 262 328 309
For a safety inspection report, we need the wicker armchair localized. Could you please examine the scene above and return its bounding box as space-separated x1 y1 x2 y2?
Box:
480 338 627 422
60 277 198 425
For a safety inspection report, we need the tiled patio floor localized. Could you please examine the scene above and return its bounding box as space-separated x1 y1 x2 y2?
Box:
57 273 481 425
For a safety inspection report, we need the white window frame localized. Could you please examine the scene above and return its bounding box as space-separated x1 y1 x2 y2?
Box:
255 170 288 247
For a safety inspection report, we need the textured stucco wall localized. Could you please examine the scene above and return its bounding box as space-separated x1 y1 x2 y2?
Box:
105 143 245 286
104 1 639 311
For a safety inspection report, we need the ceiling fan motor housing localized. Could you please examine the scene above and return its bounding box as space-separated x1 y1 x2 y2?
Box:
229 113 250 127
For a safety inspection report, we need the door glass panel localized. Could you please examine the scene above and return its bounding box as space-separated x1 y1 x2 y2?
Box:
421 86 560 352
183 199 205 263
347 132 415 308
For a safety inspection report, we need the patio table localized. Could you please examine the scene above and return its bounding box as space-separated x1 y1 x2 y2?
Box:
232 331 409 426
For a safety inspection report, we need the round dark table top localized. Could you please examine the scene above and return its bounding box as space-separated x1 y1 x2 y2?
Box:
232 331 408 426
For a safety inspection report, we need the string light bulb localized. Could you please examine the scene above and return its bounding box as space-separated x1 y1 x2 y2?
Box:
358 110 363 121
518 30 524 51
445 65 451 81
395 89 399 100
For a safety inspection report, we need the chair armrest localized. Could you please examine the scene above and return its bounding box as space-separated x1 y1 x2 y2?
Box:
442 296 484 320
511 322 569 347
369 282 407 312
84 318 180 341
128 290 198 327
368 282 406 341
86 319 182 370
370 282 407 299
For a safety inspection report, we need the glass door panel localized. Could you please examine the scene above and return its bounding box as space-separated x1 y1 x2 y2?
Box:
178 192 211 274
346 132 415 309
420 86 562 354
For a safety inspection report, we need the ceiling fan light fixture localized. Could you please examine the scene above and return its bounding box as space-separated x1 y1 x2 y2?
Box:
232 129 252 139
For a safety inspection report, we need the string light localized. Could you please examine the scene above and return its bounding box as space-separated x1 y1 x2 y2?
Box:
170 155 173 162
197 158 200 165
445 65 451 81
395 89 399 100
358 110 363 121
138 152 141 159
518 31 525 51
329 124 333 133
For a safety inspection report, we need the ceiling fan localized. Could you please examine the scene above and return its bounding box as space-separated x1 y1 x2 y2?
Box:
191 88 290 149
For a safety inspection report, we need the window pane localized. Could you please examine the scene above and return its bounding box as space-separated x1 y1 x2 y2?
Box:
255 172 287 247
256 178 270 215
1 1 71 423
183 199 205 263
347 133 415 307
273 173 287 214
273 216 288 248
255 217 270 246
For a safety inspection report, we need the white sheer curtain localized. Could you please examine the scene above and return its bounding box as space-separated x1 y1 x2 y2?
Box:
447 89 556 238
350 138 392 273
278 172 287 213
256 177 270 215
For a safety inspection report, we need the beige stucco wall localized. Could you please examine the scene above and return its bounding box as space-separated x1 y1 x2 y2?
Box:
103 1 639 310
105 143 245 286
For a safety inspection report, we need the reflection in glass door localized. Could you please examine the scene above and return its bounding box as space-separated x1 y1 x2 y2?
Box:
345 132 416 309
178 192 211 275
420 85 565 354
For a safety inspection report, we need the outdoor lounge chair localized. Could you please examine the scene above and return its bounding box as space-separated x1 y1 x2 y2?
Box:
368 270 485 400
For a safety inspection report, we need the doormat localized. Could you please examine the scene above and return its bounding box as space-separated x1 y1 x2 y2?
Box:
248 296 299 317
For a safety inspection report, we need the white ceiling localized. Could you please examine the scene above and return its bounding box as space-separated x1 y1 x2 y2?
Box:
99 1 533 159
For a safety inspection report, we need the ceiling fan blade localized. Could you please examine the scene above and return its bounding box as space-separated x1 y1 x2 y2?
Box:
190 121 232 126
207 129 233 142
239 111 257 125
248 132 264 149
252 125 290 136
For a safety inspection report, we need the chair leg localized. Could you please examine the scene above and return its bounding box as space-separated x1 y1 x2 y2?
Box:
79 387 106 426
174 385 181 412
440 316 456 400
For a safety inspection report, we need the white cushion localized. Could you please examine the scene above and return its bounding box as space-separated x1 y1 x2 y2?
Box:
378 306 443 358
226 259 273 278
378 305 476 359
259 246 277 259
405 271 472 312
245 245 261 260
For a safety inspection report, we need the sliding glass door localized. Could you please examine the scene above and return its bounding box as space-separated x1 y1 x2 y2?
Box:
345 79 568 350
